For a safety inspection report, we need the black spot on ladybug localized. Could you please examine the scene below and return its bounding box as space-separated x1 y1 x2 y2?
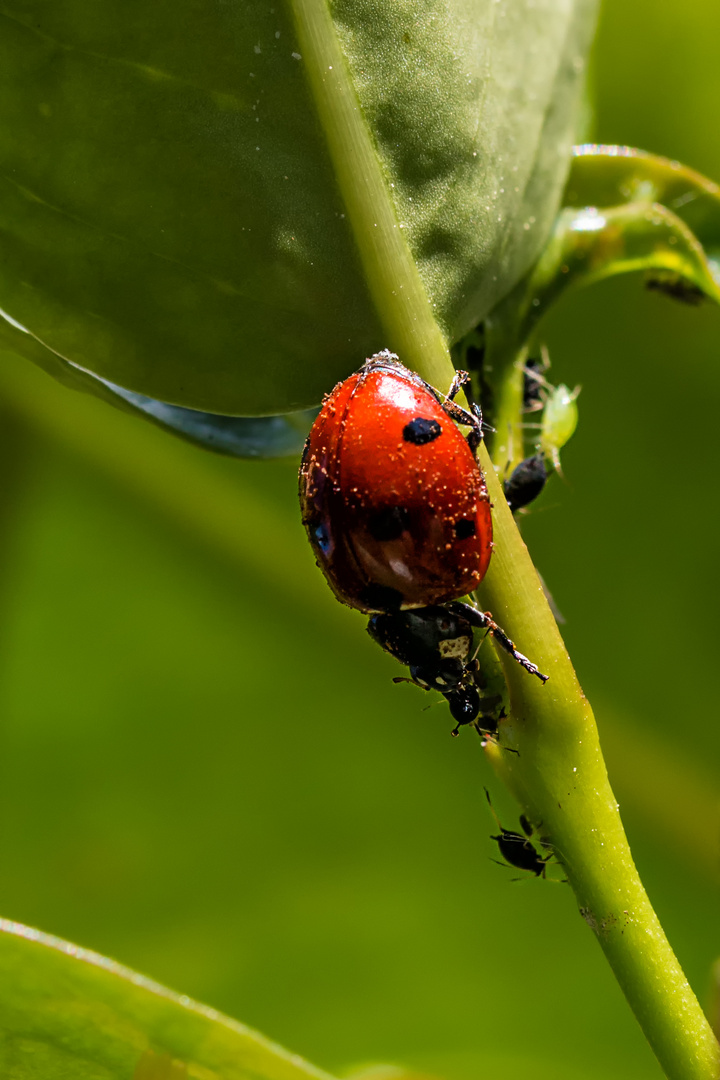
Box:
368 506 409 541
361 583 404 612
454 518 476 540
403 417 442 445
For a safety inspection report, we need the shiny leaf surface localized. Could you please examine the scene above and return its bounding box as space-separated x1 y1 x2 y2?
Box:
0 0 596 414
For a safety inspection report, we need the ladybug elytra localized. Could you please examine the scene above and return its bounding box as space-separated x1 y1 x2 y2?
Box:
299 352 547 733
299 350 492 613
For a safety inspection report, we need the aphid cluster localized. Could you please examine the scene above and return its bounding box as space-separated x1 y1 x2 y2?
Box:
299 351 547 735
503 351 580 513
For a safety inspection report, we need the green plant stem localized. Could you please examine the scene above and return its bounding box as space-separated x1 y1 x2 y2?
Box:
285 23 720 1059
290 0 452 390
487 346 527 473
476 248 718 1077
477 448 720 1080
3 349 718 1077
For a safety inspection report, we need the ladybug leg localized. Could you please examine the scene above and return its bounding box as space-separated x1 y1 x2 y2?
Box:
435 369 485 455
445 368 473 405
448 602 549 683
443 399 483 455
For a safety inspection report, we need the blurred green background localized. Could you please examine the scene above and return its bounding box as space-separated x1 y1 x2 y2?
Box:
0 2 719 1079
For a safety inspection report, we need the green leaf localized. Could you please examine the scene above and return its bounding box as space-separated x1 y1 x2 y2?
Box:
95 391 316 458
566 145 720 258
0 0 596 415
487 146 720 355
480 145 720 468
0 314 314 457
558 145 720 300
0 919 335 1080
540 199 720 306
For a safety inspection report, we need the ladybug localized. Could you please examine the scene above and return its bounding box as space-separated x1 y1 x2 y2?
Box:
299 350 492 612
299 351 547 729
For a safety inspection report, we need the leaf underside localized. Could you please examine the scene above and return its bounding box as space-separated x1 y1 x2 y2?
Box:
0 0 597 415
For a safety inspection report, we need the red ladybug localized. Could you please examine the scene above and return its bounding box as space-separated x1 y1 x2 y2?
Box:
299 350 492 612
299 351 547 730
